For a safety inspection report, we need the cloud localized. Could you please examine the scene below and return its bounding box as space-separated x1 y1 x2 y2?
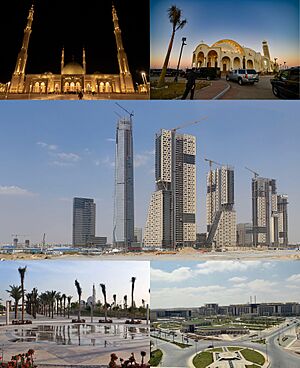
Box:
134 153 150 168
0 185 36 196
106 138 116 142
287 274 300 283
100 156 115 168
195 261 267 275
37 141 57 151
151 267 194 282
55 152 80 162
229 276 248 283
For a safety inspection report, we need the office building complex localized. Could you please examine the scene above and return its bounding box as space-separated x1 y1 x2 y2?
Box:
206 166 236 247
144 129 196 248
237 223 253 247
252 177 288 246
113 118 134 249
72 198 96 246
134 227 143 244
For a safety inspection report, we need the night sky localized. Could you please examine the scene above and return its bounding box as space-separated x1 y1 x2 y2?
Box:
0 0 149 84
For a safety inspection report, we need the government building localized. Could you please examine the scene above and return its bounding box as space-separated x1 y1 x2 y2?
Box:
9 4 135 95
192 39 274 72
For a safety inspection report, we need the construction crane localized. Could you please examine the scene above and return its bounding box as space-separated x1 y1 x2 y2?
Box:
115 102 134 120
42 233 46 249
245 167 260 178
171 116 208 133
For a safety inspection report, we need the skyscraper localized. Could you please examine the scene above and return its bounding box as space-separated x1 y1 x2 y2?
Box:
251 177 288 247
144 129 196 248
113 118 134 249
72 197 96 247
206 166 236 247
277 194 288 246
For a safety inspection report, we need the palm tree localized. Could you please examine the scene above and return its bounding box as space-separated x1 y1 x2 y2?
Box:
100 283 108 322
18 266 27 322
130 277 136 310
48 290 57 318
31 288 38 319
62 294 67 317
157 5 187 87
74 280 82 321
113 294 117 309
142 299 145 309
67 296 72 319
55 292 61 316
6 285 22 319
123 295 128 310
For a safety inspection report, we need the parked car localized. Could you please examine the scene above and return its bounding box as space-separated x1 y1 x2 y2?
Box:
270 67 300 99
226 69 259 85
185 67 221 80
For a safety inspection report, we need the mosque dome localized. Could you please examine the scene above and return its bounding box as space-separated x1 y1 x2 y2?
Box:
62 62 84 75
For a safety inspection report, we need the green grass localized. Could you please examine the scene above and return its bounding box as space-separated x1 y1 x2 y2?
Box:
227 346 242 351
193 351 213 368
241 349 265 365
208 347 223 352
251 339 266 344
149 349 163 367
150 81 209 99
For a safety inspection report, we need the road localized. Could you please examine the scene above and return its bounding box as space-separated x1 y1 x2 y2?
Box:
221 76 276 99
151 319 300 367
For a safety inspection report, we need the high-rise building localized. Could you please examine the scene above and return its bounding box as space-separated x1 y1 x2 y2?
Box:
206 166 236 247
144 129 196 248
252 177 277 246
134 227 143 244
113 118 134 249
277 194 288 246
72 198 96 246
237 223 253 247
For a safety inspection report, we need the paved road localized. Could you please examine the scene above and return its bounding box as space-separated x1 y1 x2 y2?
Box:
151 319 300 367
220 76 276 99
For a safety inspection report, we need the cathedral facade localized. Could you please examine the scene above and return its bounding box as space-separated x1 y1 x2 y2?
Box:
192 39 274 73
10 4 134 95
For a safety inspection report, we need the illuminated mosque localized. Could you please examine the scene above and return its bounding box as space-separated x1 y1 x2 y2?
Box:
192 39 274 72
9 3 135 95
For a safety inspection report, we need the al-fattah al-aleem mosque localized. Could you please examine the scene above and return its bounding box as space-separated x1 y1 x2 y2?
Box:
9 3 135 95
192 39 274 72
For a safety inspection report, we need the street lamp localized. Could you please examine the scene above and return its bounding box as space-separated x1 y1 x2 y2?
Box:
174 37 187 82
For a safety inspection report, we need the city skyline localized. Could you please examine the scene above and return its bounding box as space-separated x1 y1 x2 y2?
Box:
0 260 150 304
0 101 299 244
151 261 300 308
151 0 299 69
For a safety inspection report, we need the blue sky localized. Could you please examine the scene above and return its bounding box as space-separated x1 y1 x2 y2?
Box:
151 260 300 308
0 260 150 304
151 0 300 68
0 101 299 244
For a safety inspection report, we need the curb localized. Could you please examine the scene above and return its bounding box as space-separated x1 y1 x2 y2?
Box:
212 83 231 100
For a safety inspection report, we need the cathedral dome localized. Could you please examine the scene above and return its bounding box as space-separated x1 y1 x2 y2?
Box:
62 62 84 75
211 39 245 55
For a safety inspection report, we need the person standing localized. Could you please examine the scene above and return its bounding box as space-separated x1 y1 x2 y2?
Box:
181 68 197 100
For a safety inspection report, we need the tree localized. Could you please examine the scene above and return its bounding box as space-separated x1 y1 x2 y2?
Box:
6 285 22 319
67 296 72 319
123 295 128 310
113 294 117 309
62 294 67 317
157 5 187 87
55 292 61 316
74 280 82 320
18 266 27 322
100 283 108 322
130 277 136 310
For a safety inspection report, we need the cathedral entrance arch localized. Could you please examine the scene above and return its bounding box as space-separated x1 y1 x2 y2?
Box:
196 51 205 67
247 60 254 68
221 56 231 72
233 57 241 69
207 50 218 67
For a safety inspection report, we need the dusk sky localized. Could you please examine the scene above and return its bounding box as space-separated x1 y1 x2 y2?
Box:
151 260 300 308
151 0 299 68
0 260 150 305
0 101 299 244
